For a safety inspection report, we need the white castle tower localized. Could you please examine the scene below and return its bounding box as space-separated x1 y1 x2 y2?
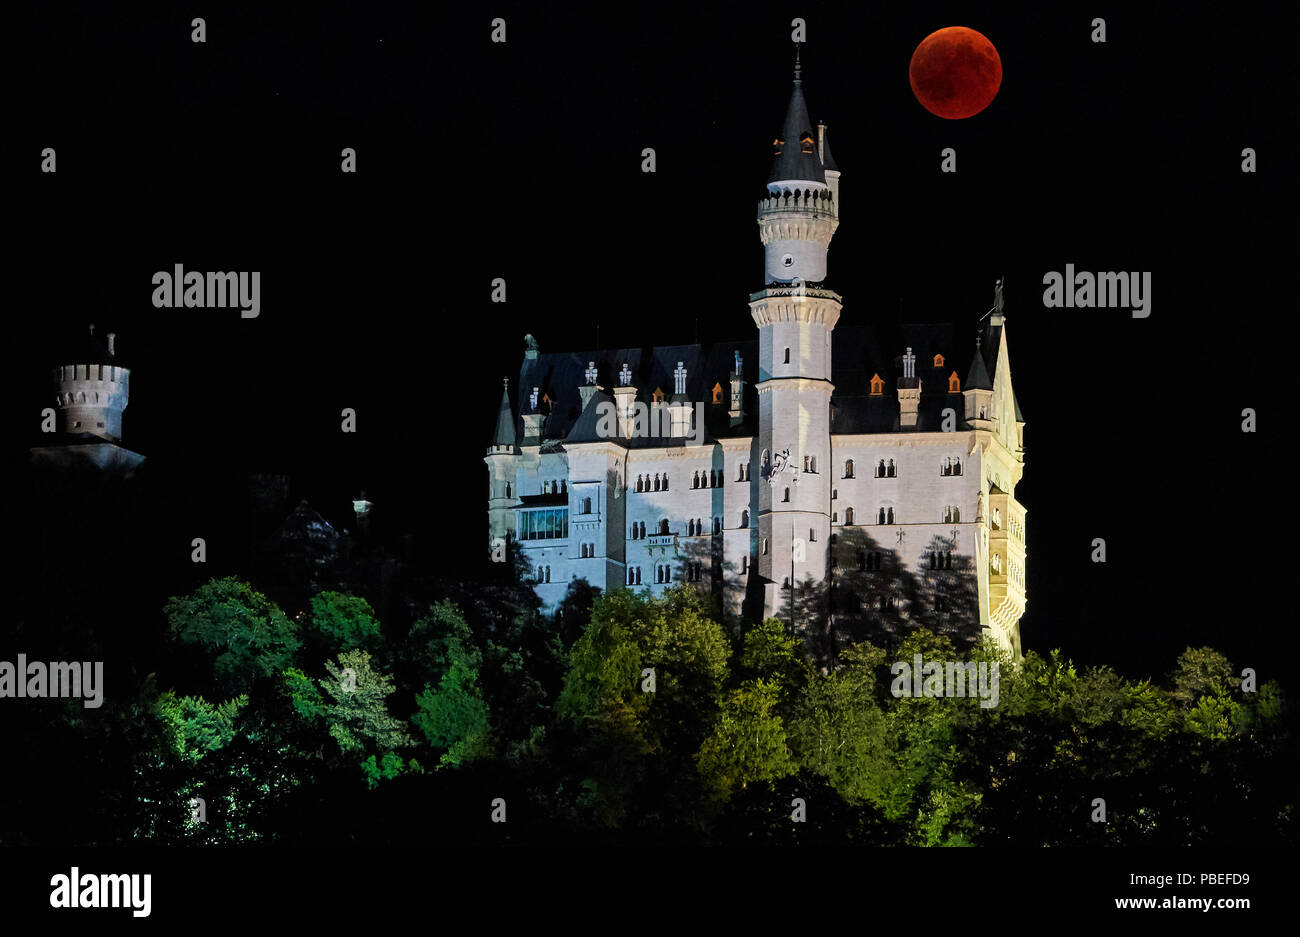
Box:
31 325 145 476
751 54 842 615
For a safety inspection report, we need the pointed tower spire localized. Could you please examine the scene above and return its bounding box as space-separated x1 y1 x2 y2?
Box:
490 377 518 451
768 47 825 186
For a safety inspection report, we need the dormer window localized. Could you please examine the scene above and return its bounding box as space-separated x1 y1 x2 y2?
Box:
933 354 944 368
948 371 961 393
772 137 784 155
712 382 723 404
799 134 815 154
869 373 884 396
652 387 665 404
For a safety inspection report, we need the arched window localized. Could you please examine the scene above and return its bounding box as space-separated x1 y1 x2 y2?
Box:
948 371 961 393
505 482 511 498
659 518 669 536
887 459 896 477
887 507 895 524
693 471 700 489
844 458 855 478
845 506 854 525
713 516 721 535
809 528 816 542
953 458 962 476
876 459 885 478
869 373 884 395
582 497 592 514
638 521 646 539
653 474 660 491
784 347 791 364
636 475 643 492
663 475 669 491
783 487 791 503
809 456 817 473
741 555 749 574
762 538 769 555
952 507 960 522
933 354 945 368
740 509 750 528
762 450 771 475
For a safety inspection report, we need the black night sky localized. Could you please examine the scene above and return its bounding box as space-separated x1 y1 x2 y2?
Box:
9 0 1292 680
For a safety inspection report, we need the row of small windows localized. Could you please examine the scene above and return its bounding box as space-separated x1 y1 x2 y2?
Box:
841 457 962 479
629 519 673 539
534 565 552 583
928 551 954 570
692 470 724 488
685 517 724 536
635 474 670 492
541 479 567 495
579 542 597 558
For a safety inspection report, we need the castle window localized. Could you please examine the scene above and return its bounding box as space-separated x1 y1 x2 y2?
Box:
876 459 886 478
869 374 884 395
844 507 854 525
784 347 791 364
693 471 700 489
934 354 945 368
887 507 895 524
741 555 749 575
877 508 885 525
636 476 644 493
740 509 749 528
712 382 723 404
659 518 670 536
652 388 665 404
663 474 669 490
582 497 593 514
654 474 661 491
762 538 769 555
783 487 790 503
782 254 794 268
832 488 838 500
809 528 816 543
799 133 814 154
887 459 896 478
948 371 961 393
505 483 511 498
713 516 722 535
832 512 838 523
810 456 817 473
844 459 855 478
772 137 784 155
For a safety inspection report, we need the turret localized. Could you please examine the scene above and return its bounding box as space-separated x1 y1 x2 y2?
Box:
53 326 130 441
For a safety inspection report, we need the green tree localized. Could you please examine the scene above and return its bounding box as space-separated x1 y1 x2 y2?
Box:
696 678 795 798
307 591 383 654
164 577 300 694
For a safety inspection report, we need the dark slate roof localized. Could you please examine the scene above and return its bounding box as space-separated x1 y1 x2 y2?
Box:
503 317 1010 444
829 321 982 434
517 342 760 449
768 80 826 185
491 382 517 449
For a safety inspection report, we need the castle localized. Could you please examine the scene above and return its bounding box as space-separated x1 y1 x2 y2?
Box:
486 62 1027 655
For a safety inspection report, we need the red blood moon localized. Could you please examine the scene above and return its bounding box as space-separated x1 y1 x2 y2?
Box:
909 26 1002 119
